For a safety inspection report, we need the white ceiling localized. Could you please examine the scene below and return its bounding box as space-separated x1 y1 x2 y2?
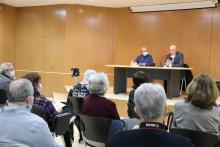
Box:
0 0 214 8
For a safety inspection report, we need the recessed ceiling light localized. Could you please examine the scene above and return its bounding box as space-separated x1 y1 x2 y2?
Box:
89 0 93 2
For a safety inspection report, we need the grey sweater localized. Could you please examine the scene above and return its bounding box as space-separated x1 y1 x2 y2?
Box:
173 101 220 135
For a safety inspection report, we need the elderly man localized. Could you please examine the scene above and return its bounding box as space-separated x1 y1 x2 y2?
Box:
164 45 184 67
107 83 195 147
134 47 154 66
0 62 15 100
0 79 59 147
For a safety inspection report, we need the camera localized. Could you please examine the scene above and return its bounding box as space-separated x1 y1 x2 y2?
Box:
71 68 80 77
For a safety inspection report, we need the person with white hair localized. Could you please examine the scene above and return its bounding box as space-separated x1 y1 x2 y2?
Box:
0 62 15 101
107 83 195 147
82 72 120 119
71 69 96 98
0 79 59 147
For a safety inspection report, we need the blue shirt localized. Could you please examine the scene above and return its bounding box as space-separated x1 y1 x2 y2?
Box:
0 105 59 147
135 54 153 66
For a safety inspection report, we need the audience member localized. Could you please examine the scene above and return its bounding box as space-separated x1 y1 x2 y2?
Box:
0 79 59 147
128 71 149 104
128 71 149 118
72 69 96 98
22 72 72 147
0 62 15 100
82 72 120 119
173 74 220 134
107 83 195 147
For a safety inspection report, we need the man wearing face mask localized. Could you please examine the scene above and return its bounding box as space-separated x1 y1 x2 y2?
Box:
134 47 154 66
0 62 16 101
0 79 59 147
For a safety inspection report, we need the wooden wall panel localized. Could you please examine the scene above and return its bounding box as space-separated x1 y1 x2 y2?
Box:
0 5 16 64
13 4 220 96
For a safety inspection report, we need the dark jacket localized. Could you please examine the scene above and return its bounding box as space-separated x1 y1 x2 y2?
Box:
107 128 195 147
0 73 13 100
82 94 120 120
165 51 184 67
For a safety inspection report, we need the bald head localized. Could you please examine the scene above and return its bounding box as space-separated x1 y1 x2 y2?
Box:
141 47 147 53
169 45 177 56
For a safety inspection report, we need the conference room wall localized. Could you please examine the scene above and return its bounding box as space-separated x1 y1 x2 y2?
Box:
114 7 218 77
14 4 220 96
0 5 16 64
15 5 116 96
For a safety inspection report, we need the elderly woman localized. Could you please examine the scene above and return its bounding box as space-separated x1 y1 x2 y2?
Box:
107 83 194 147
0 62 15 101
82 72 120 119
173 74 220 134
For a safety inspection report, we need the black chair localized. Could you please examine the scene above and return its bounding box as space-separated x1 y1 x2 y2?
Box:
71 96 84 115
79 114 112 147
166 112 173 130
70 96 84 143
53 112 72 136
0 89 8 105
127 102 139 119
170 128 220 147
31 106 44 118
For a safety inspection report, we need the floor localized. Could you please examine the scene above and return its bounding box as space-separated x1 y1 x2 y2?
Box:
55 125 84 147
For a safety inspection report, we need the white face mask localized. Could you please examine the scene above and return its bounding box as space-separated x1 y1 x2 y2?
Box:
9 70 15 78
143 52 148 56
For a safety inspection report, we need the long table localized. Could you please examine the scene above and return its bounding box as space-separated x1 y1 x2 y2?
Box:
106 65 192 99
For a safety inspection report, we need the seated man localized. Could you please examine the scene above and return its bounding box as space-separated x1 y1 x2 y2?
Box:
107 83 195 147
0 62 15 100
164 45 184 67
134 47 154 66
0 79 59 147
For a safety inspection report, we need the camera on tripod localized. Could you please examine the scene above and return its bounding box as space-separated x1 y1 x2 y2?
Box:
71 68 80 77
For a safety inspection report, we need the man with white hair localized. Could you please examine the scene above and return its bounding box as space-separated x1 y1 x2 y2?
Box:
0 62 15 100
0 79 59 147
164 45 184 67
107 83 194 147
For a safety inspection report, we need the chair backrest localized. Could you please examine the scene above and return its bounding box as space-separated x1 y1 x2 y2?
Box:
0 89 8 105
70 96 84 115
170 128 220 147
79 114 112 144
31 106 44 118
53 112 72 135
127 102 139 119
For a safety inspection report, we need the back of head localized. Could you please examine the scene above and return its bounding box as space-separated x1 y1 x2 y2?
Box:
21 72 41 97
88 72 109 96
9 79 34 102
133 71 149 89
134 83 166 121
84 69 96 82
0 62 13 74
186 74 219 109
